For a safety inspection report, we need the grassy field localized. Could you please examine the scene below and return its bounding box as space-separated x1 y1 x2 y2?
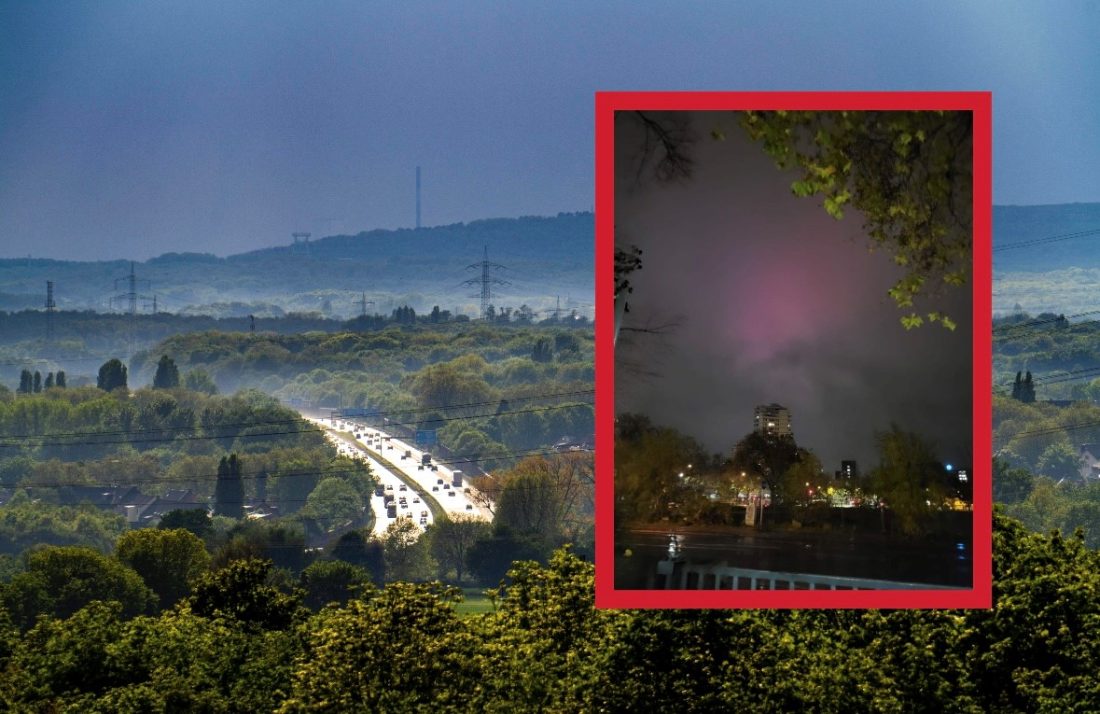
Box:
454 588 496 617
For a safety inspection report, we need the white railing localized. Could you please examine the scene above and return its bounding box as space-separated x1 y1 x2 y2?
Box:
659 561 963 591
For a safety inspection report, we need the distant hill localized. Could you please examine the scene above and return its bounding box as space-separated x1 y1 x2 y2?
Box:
0 213 594 319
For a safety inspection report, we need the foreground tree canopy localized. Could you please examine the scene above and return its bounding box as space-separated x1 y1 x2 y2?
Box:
0 514 1095 712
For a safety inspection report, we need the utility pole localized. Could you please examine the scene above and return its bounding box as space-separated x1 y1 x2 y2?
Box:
249 314 256 334
463 246 509 321
359 292 374 317
44 281 57 342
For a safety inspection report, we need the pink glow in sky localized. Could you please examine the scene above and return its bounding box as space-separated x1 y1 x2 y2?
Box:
615 111 972 468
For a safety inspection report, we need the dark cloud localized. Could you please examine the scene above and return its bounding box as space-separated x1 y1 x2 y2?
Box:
616 112 973 471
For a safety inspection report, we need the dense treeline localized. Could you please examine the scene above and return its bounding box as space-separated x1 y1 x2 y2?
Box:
616 414 968 538
132 324 595 469
993 313 1100 546
993 312 1100 401
0 453 593 635
0 385 380 547
0 514 1093 712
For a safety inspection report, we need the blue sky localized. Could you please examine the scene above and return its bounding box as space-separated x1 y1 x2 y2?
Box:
1 1 1097 260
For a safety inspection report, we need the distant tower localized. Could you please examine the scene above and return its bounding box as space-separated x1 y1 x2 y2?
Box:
463 246 509 320
838 460 859 481
753 403 792 438
292 232 311 255
45 281 56 341
359 292 374 317
110 262 151 360
416 166 421 229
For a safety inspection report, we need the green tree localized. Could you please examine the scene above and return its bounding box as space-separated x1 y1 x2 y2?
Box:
158 508 214 539
183 368 218 394
330 529 385 585
116 528 211 610
466 528 550 587
17 369 32 394
299 477 363 533
729 431 800 505
97 358 128 392
869 425 948 535
993 457 1035 504
781 449 825 505
429 515 492 583
188 558 303 631
43 372 54 389
279 582 477 712
531 337 553 363
1036 442 1083 482
495 470 563 544
214 454 244 519
380 519 434 582
55 370 65 388
32 371 41 393
153 354 181 389
298 559 372 610
615 415 707 524
0 546 155 630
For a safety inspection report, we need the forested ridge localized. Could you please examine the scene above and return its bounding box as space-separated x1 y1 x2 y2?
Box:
0 212 593 318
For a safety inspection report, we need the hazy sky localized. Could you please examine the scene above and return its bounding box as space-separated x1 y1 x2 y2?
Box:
1 1 1098 261
615 112 973 469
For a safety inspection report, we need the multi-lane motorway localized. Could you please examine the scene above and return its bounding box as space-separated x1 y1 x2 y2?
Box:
309 416 492 538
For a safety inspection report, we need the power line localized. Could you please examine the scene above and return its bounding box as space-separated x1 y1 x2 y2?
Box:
993 227 1100 253
997 366 1100 388
993 310 1100 338
995 415 1100 441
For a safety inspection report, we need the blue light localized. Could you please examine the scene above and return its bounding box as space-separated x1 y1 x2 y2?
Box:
945 463 954 471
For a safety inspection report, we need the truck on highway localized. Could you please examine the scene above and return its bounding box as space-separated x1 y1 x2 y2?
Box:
452 470 463 488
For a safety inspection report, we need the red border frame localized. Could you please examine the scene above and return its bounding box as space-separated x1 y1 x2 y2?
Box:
595 91 992 609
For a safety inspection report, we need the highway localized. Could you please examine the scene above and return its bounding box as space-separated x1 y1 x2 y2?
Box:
309 416 492 538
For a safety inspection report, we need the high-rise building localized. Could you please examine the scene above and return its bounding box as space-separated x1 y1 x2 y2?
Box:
838 460 859 480
753 403 792 437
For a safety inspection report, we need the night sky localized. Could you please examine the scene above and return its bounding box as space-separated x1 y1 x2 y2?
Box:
1 2 1098 261
615 112 972 471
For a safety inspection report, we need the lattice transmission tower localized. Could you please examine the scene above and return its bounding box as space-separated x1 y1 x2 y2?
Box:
463 246 509 320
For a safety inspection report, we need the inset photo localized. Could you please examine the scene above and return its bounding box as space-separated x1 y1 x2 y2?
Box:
595 92 991 608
